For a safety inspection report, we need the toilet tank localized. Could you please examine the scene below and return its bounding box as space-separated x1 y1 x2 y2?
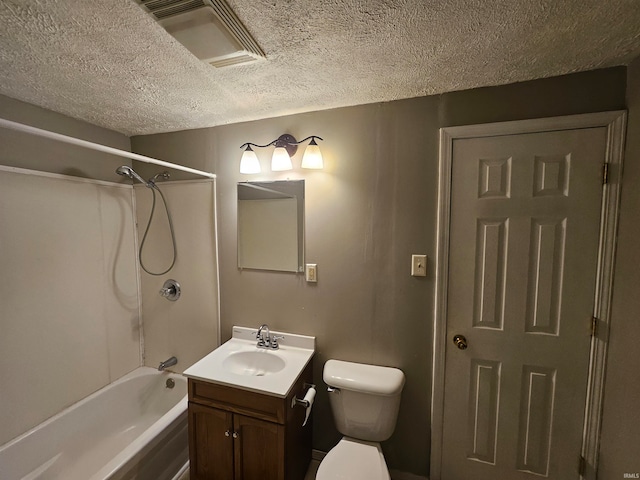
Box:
323 359 405 442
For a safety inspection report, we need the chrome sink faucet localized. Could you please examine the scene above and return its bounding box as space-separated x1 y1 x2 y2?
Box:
255 324 284 350
256 324 270 347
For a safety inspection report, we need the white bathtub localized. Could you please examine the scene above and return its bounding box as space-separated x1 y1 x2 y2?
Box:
0 367 188 480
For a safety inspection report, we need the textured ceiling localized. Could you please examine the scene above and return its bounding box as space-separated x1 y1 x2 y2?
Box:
0 0 639 136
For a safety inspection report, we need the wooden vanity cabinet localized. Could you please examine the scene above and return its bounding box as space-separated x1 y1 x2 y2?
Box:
188 361 313 480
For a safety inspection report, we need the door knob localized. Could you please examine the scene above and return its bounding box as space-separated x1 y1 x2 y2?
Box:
453 334 468 350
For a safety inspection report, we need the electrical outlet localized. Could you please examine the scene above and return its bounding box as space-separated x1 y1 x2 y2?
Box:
305 264 318 283
411 254 427 277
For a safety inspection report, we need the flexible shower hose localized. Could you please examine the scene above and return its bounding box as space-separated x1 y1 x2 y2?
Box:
138 184 177 276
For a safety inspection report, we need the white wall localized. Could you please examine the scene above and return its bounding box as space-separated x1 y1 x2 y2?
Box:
0 168 140 445
135 180 219 373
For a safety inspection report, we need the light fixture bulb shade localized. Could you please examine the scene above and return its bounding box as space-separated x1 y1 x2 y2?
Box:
301 142 324 169
271 146 293 171
240 148 261 174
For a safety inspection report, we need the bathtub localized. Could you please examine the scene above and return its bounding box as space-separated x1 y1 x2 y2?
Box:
0 367 188 480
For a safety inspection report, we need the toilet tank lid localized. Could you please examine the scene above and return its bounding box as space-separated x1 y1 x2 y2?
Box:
323 359 405 395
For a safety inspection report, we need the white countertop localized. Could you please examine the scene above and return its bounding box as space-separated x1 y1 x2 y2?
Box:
183 326 315 398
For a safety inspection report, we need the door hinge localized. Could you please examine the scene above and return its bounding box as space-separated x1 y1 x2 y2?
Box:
578 454 587 476
602 162 610 184
591 316 598 337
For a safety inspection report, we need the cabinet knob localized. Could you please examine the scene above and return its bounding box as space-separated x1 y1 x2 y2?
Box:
224 430 231 437
232 431 239 439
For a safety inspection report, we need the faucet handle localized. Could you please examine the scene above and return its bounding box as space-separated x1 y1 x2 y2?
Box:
270 335 285 349
252 330 267 347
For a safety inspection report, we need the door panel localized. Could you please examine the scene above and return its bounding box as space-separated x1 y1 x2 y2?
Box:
441 128 607 480
466 358 501 464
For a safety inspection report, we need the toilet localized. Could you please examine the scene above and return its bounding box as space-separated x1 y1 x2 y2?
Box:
316 359 405 480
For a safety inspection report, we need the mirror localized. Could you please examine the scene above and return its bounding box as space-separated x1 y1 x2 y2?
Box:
237 180 304 272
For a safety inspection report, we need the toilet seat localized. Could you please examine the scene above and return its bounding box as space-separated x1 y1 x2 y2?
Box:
316 437 390 480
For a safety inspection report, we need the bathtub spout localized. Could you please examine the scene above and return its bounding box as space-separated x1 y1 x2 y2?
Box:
158 356 178 371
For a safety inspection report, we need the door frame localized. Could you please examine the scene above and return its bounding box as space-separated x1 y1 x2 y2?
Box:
431 111 627 480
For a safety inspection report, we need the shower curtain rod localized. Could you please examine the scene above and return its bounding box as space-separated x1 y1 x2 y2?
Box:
0 118 216 179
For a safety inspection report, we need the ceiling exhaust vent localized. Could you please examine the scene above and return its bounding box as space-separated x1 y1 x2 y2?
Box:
137 0 265 68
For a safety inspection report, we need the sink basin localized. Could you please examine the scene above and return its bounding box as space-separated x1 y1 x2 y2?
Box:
183 326 315 397
222 351 286 376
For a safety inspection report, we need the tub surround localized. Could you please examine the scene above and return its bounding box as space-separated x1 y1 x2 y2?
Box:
0 165 140 446
134 179 220 375
0 96 221 461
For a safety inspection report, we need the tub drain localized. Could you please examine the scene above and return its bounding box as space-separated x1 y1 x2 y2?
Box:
166 378 175 389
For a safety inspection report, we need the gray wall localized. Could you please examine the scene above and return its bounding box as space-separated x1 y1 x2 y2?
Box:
598 57 640 478
132 66 632 477
1 65 635 476
0 94 131 181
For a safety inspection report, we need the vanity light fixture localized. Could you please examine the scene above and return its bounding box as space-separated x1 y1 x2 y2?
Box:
239 134 324 174
239 145 261 174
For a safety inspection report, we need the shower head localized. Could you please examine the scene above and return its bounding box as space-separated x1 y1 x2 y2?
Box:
116 165 152 187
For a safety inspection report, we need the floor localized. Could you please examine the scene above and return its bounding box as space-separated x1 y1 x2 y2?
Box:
179 459 320 480
304 459 321 480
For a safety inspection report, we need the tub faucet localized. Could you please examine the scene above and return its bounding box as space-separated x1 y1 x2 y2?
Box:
158 356 178 371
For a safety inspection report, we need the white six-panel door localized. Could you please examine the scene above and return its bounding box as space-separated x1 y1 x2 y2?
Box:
433 112 627 480
441 127 606 479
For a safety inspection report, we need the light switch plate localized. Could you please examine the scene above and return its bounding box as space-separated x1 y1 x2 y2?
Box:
305 264 318 282
411 254 427 277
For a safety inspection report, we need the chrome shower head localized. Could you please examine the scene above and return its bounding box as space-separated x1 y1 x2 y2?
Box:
116 165 152 187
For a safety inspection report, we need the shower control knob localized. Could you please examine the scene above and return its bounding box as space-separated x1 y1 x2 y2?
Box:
159 279 181 301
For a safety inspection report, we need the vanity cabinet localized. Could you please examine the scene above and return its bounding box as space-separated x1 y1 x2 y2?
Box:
188 361 312 480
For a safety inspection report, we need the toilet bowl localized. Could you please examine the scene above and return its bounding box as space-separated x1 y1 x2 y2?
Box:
316 437 390 480
316 360 405 480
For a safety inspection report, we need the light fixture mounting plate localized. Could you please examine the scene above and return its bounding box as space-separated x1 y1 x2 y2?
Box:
276 134 298 157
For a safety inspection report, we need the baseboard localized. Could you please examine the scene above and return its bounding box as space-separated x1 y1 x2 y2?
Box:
389 469 429 480
312 449 326 462
312 449 428 480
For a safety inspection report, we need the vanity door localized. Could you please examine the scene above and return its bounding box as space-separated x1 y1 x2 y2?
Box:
233 414 285 480
188 402 234 480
